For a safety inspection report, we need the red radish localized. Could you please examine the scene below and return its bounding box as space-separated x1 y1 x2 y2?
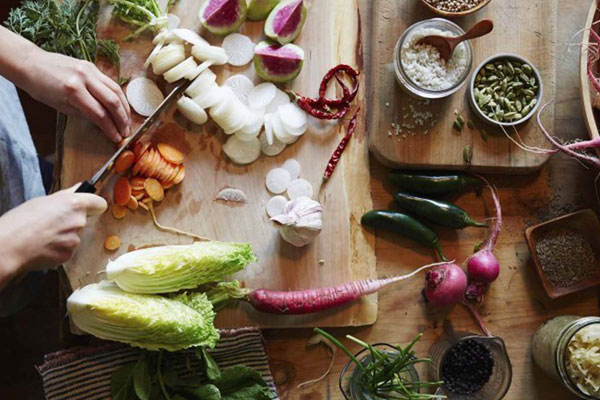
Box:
464 281 486 305
424 263 468 307
467 178 502 284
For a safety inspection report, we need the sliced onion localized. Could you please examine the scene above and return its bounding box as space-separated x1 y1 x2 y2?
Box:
223 135 260 165
163 57 198 83
177 96 208 125
126 77 164 117
260 131 286 156
186 68 217 98
192 43 228 65
224 74 254 105
248 82 276 111
222 33 255 67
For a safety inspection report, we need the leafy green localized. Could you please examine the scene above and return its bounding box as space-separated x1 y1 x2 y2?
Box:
107 0 177 40
67 281 219 351
111 362 136 400
134 352 153 400
213 366 274 398
197 347 221 380
106 242 256 294
184 384 221 400
4 0 122 74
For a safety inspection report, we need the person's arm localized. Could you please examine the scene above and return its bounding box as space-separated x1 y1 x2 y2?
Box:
0 186 107 292
0 26 131 143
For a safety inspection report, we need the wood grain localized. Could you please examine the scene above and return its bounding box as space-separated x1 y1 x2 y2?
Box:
59 0 377 328
580 0 599 141
368 0 557 173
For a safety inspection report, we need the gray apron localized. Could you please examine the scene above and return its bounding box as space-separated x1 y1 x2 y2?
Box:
0 75 46 316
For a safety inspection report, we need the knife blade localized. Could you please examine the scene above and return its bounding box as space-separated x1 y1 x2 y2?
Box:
75 79 193 193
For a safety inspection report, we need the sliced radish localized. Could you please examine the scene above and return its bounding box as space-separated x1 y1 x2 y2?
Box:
263 113 274 145
210 87 247 134
282 158 301 179
172 28 208 47
185 60 213 81
223 102 249 134
224 74 254 105
177 96 208 125
186 68 217 98
167 14 181 30
287 179 313 199
266 195 288 217
126 78 164 117
144 42 164 69
223 136 260 165
222 33 255 67
152 44 186 75
279 103 308 136
266 168 292 194
193 83 223 109
215 188 248 203
163 57 198 83
248 83 277 111
266 88 291 114
236 130 258 142
238 112 263 136
271 112 298 144
153 30 169 45
192 43 228 65
260 132 286 156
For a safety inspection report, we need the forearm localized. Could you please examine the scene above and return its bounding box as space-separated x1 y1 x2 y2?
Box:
0 243 22 293
0 26 39 91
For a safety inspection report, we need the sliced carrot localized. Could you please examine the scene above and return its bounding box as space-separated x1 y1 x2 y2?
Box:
114 150 135 174
144 178 164 202
146 149 159 178
133 141 151 161
157 158 171 182
162 181 174 190
111 204 127 220
138 149 153 177
113 177 132 206
127 195 139 211
130 176 146 191
104 235 121 251
173 165 185 185
157 143 184 165
133 191 145 200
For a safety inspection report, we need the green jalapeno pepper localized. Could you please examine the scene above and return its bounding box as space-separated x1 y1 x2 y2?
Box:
387 171 481 196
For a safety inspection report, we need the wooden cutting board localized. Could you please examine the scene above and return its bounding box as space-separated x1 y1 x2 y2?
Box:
59 0 377 328
369 0 557 173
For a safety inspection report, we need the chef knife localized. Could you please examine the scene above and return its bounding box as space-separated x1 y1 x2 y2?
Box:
75 79 193 193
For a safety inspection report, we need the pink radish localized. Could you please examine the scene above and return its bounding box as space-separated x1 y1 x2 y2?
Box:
467 178 502 284
424 263 468 307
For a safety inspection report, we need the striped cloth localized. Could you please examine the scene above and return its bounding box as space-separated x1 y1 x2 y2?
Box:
37 328 279 400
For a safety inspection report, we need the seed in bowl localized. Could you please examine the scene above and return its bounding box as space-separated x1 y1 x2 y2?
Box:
401 27 468 91
473 58 539 123
425 0 485 12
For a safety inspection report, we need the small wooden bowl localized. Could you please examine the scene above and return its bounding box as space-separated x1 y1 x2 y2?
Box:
525 209 600 298
419 0 492 17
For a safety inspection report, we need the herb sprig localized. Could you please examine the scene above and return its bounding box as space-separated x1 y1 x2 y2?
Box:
107 0 177 40
315 328 444 399
111 348 277 400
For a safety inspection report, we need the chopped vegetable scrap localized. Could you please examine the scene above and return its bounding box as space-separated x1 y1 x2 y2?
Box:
104 235 122 251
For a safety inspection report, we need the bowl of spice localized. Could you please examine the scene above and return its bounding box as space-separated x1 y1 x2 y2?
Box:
393 18 473 100
429 332 512 400
469 54 542 126
525 209 600 298
420 0 492 17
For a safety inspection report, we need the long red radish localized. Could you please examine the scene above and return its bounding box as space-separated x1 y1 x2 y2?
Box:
467 177 502 284
210 262 449 315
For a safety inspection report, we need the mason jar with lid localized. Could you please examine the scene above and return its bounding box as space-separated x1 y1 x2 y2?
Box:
532 315 600 399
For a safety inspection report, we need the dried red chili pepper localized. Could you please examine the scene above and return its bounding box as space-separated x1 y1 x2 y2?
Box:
292 93 350 120
319 64 359 103
323 109 360 182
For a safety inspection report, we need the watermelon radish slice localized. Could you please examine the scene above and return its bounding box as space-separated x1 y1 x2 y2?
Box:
253 41 304 83
199 0 248 36
264 0 307 45
222 33 255 66
247 0 279 21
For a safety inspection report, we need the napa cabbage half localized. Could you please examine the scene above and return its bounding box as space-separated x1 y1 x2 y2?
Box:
67 281 219 351
106 241 256 294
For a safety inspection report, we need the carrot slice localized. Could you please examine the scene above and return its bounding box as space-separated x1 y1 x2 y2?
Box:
146 149 160 178
138 149 153 177
127 195 139 211
157 158 171 182
104 235 121 251
114 150 135 174
111 204 127 220
114 177 132 206
133 141 151 161
144 178 164 202
172 165 185 185
157 143 184 165
163 163 178 185
133 191 145 201
130 177 146 191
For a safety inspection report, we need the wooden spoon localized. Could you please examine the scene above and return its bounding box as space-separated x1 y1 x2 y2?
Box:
417 19 494 62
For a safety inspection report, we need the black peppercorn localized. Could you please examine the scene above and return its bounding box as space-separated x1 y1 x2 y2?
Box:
441 339 494 394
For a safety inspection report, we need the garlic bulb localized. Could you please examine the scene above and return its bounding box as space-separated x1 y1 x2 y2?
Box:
271 197 323 247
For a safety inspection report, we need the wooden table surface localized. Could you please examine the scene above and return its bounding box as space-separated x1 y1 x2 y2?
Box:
261 1 600 399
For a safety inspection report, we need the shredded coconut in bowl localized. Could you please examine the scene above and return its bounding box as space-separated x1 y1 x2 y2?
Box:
400 27 468 91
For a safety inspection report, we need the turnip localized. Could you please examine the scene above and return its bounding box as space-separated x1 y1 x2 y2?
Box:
209 262 449 314
466 178 502 284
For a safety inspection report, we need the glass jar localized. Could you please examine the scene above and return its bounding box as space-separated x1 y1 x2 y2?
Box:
393 18 473 100
532 316 600 399
338 343 419 400
428 331 512 400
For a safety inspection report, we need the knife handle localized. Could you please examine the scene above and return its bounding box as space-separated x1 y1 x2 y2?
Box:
75 181 96 194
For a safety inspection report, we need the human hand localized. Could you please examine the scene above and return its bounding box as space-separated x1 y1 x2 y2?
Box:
21 49 131 143
0 185 107 281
